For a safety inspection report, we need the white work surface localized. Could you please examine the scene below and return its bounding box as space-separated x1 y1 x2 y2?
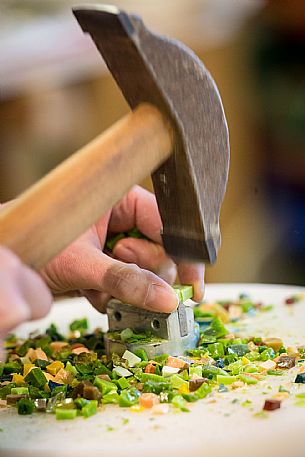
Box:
1 283 305 457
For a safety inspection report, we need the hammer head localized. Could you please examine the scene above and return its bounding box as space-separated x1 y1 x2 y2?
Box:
73 5 229 264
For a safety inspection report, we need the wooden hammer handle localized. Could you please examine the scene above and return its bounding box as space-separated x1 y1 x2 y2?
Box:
0 103 173 270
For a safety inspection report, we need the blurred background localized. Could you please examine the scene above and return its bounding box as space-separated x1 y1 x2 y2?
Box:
0 0 304 286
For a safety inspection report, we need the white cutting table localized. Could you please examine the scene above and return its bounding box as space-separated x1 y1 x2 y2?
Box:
1 284 305 457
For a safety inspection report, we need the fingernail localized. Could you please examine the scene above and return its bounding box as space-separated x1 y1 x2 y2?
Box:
194 281 205 302
157 262 177 284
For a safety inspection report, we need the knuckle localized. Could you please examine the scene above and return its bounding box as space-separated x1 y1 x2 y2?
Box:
103 262 151 305
103 264 126 293
105 263 138 290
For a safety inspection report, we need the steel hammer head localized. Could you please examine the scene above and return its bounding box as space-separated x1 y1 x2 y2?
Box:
73 5 229 264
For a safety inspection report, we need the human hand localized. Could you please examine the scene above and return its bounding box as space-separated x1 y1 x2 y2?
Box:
42 186 205 313
0 246 52 361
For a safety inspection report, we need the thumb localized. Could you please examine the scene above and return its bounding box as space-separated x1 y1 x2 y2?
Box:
46 246 178 313
99 257 178 313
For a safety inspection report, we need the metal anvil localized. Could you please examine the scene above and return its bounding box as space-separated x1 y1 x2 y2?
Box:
105 299 200 358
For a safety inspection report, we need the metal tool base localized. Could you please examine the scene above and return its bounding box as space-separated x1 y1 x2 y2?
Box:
105 299 200 358
105 324 199 358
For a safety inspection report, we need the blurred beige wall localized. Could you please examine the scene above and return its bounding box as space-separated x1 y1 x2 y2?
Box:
1 0 283 285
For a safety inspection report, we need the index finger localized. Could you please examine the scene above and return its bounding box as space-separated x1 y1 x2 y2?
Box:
109 185 162 243
109 186 205 300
